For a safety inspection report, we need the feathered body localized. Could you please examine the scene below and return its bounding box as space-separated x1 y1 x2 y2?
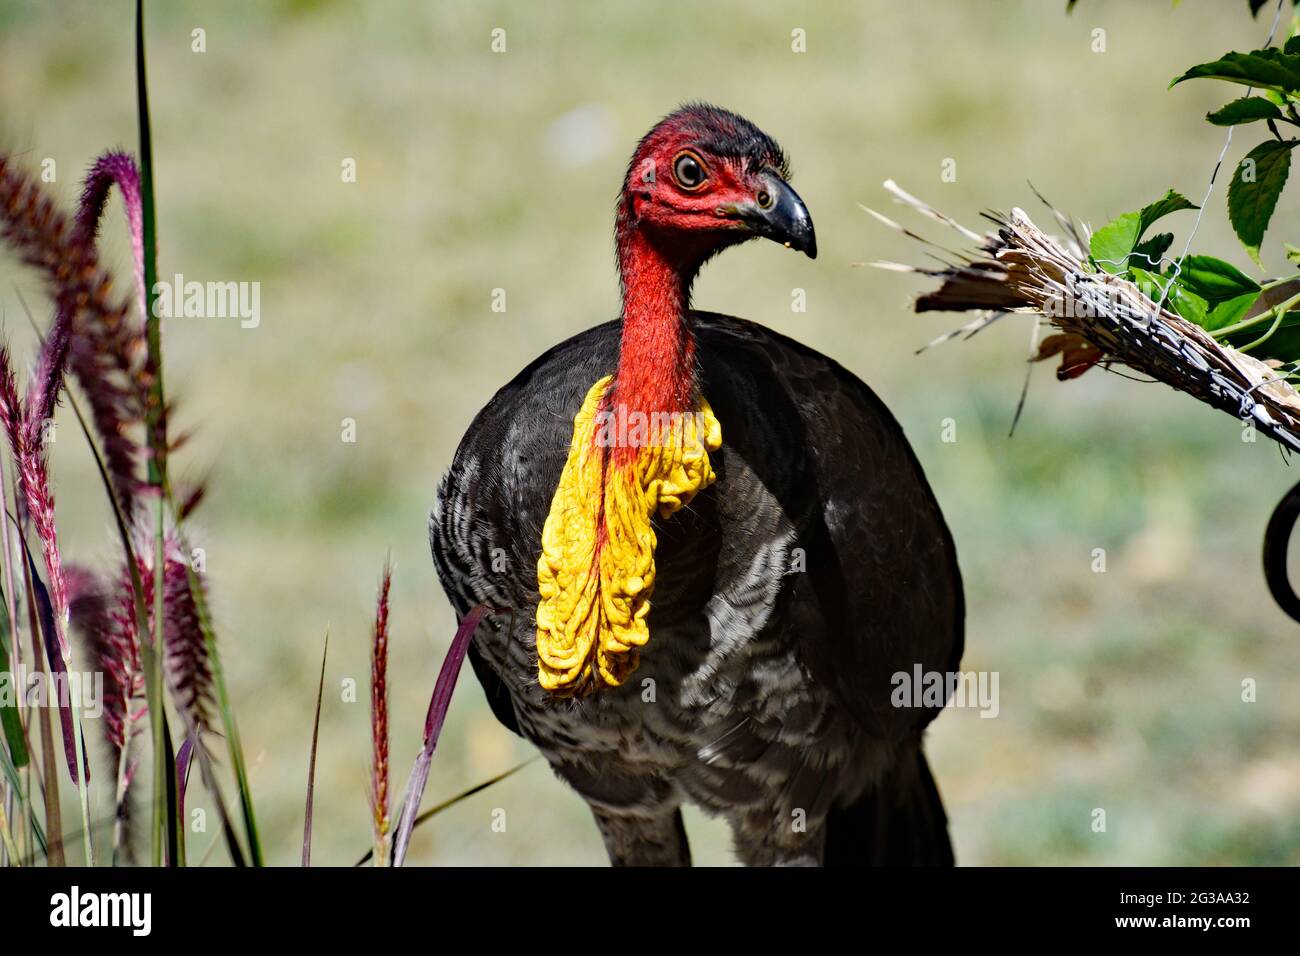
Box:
431 106 963 865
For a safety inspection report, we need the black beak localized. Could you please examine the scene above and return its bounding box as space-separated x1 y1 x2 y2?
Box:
739 176 817 259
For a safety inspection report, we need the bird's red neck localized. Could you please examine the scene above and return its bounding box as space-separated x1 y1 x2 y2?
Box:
612 213 702 425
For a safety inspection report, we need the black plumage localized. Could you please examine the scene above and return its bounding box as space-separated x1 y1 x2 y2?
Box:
432 105 963 865
433 313 963 865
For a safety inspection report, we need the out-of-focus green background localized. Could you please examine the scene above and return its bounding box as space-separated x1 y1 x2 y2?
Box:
1 0 1298 865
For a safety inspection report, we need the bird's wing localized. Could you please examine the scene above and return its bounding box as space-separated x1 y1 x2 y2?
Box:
430 321 624 732
695 312 965 741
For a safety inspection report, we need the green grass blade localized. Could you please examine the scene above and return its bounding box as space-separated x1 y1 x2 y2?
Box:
302 631 328 867
135 0 169 870
0 722 45 858
179 558 262 864
0 798 18 864
133 0 262 866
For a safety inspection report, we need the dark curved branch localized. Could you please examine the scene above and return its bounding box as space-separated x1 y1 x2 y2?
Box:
1263 477 1300 623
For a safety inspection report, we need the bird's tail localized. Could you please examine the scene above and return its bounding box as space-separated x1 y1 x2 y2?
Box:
824 741 954 866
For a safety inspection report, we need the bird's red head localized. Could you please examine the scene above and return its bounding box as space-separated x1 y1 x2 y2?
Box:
616 103 817 274
610 105 814 418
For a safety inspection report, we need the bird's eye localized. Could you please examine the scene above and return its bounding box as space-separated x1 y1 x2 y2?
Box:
672 152 707 191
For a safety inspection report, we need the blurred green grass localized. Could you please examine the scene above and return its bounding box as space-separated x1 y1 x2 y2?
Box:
1 0 1298 865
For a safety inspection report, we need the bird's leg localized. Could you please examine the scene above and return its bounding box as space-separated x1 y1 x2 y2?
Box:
726 807 827 867
589 806 692 867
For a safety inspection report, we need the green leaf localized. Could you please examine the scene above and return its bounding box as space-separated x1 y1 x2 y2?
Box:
1228 139 1295 266
1166 281 1210 327
1091 212 1142 274
1172 49 1300 97
1090 190 1197 274
1286 241 1300 263
1131 232 1174 270
1137 189 1198 234
1132 267 1211 326
1176 254 1262 302
1130 266 1172 303
1203 291 1261 331
1222 310 1300 360
1207 96 1285 125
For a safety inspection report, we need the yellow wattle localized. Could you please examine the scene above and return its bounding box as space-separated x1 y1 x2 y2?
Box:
535 375 722 696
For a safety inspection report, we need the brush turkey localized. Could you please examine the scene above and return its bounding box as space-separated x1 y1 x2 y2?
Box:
432 104 963 865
